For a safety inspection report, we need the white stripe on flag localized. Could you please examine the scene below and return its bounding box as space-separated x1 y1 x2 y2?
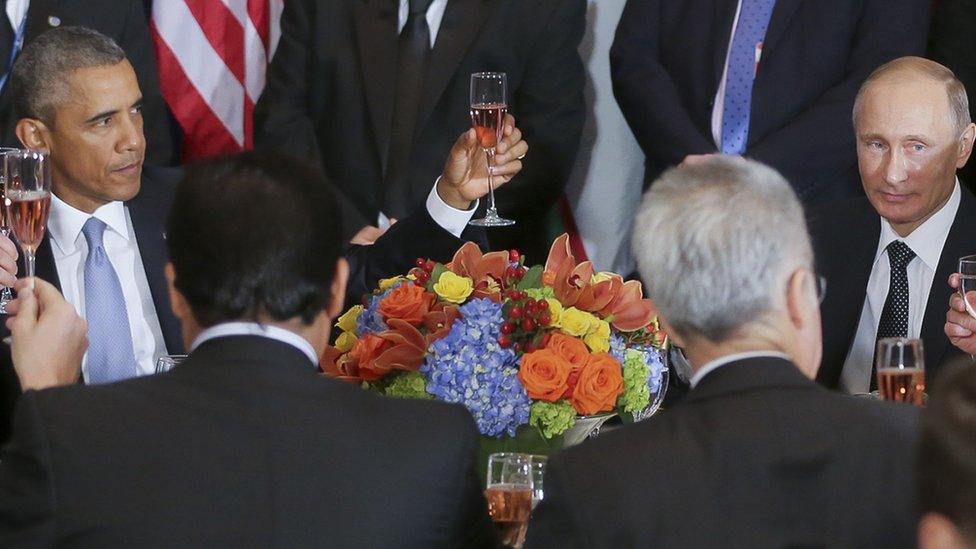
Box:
243 16 268 102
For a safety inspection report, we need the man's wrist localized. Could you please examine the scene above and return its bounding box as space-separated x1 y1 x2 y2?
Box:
435 176 473 210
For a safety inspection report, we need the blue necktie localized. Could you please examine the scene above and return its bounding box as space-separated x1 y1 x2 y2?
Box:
720 0 777 155
82 217 139 384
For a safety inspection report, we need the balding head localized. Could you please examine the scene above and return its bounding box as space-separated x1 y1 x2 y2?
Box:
854 57 971 136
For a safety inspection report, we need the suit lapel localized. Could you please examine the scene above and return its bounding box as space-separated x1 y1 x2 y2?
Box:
31 234 61 292
415 0 495 137
354 0 399 175
760 0 803 59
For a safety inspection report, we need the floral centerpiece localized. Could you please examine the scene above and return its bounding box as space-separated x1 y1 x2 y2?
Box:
322 234 668 456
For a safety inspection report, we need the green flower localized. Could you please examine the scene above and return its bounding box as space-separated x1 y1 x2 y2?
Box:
525 287 555 300
529 400 577 438
619 349 651 413
384 372 434 400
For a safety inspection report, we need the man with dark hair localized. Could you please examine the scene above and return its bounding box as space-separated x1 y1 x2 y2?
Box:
917 365 976 549
0 151 499 546
0 0 176 165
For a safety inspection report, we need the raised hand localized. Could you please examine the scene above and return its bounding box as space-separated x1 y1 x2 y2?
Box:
438 113 528 210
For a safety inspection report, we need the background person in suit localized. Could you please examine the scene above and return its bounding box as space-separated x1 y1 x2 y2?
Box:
525 156 921 548
253 0 586 263
0 0 176 165
610 0 930 203
0 151 498 547
917 364 976 549
811 57 976 393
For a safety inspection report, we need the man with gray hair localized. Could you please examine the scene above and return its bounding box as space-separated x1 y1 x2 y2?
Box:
526 156 920 548
812 57 976 393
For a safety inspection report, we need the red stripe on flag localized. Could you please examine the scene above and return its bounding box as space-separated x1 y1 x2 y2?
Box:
556 194 589 262
182 0 246 84
152 24 243 160
248 0 271 54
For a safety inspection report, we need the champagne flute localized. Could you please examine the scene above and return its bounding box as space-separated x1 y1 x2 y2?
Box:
875 337 925 406
5 150 52 291
468 72 515 227
957 255 976 319
485 452 533 548
0 147 21 313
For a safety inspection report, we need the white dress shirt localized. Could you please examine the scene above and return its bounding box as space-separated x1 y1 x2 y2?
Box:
690 350 792 388
840 181 961 393
47 194 169 381
711 0 746 149
192 321 318 365
5 0 28 32
397 0 448 47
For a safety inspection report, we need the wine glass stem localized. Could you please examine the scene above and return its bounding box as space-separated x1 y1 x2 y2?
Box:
485 148 498 215
25 251 35 290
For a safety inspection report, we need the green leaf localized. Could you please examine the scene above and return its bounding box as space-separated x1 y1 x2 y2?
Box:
424 263 448 292
516 265 544 291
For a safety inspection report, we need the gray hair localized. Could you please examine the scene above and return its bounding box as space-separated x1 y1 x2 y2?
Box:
10 26 127 124
631 156 812 342
853 56 972 135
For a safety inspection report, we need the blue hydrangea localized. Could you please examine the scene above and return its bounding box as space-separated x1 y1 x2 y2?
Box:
611 334 667 396
420 298 531 437
357 282 410 335
610 333 627 363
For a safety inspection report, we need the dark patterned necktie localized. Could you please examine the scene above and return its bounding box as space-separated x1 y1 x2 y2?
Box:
871 240 916 390
384 0 434 218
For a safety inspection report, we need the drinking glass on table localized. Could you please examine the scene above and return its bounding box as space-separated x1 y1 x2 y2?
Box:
468 72 515 227
875 337 925 406
528 455 547 509
155 354 188 374
485 452 533 548
4 150 51 291
0 147 21 313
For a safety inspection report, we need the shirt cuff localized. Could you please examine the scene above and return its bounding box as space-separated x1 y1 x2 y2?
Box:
426 177 478 238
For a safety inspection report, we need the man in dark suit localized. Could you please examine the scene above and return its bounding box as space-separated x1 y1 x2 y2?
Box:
0 0 176 165
0 26 529 443
526 156 920 548
930 0 976 189
0 151 498 547
811 58 976 392
253 0 585 263
610 0 930 204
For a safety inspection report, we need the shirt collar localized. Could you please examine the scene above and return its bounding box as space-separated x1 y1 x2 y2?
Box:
874 179 961 272
190 321 319 366
690 350 793 388
48 193 130 255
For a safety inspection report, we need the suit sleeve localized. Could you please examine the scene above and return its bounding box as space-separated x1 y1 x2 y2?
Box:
609 0 717 168
0 392 57 546
492 0 586 219
523 456 589 549
343 209 487 301
119 0 178 166
747 0 930 197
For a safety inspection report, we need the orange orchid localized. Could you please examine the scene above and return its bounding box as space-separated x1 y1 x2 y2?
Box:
445 241 509 300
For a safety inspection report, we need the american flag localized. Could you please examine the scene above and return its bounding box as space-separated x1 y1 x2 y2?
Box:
150 1 284 161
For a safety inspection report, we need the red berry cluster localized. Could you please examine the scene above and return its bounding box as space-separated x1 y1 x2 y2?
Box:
412 257 436 286
498 291 550 353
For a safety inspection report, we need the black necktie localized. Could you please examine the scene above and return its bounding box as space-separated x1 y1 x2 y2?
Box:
871 240 916 390
0 1 14 76
383 0 434 218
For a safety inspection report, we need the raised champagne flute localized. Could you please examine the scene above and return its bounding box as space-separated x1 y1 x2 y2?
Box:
958 255 976 319
485 452 533 548
468 72 515 227
5 150 52 291
875 337 925 406
0 147 20 313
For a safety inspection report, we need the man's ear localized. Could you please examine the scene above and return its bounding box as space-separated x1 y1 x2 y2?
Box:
957 122 976 170
15 118 51 151
785 268 815 329
327 258 350 319
164 262 190 321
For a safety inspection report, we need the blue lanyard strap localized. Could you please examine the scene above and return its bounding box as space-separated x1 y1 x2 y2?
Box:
0 15 28 93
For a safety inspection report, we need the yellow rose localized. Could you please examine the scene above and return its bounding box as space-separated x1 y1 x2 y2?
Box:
432 271 474 304
584 319 611 353
379 276 408 291
560 307 595 337
335 305 363 333
545 298 564 327
335 331 358 353
591 271 614 284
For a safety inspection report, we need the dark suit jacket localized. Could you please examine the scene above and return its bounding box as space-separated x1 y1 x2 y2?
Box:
0 335 497 547
610 0 930 203
525 357 921 548
810 188 976 389
0 0 178 166
254 0 586 263
929 0 976 189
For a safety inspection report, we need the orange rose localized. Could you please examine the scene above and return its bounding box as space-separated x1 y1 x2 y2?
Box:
545 333 589 371
351 334 393 381
379 283 434 326
519 349 573 402
571 353 624 415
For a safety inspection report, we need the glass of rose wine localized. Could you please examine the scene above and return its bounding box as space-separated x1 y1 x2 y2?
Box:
875 337 925 406
468 72 515 227
485 452 533 548
0 147 21 313
4 150 51 291
957 255 976 319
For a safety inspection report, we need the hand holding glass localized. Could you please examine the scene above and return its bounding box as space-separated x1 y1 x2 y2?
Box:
4 151 51 291
468 72 515 227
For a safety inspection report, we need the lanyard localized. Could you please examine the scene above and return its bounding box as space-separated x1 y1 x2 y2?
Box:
0 15 28 93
